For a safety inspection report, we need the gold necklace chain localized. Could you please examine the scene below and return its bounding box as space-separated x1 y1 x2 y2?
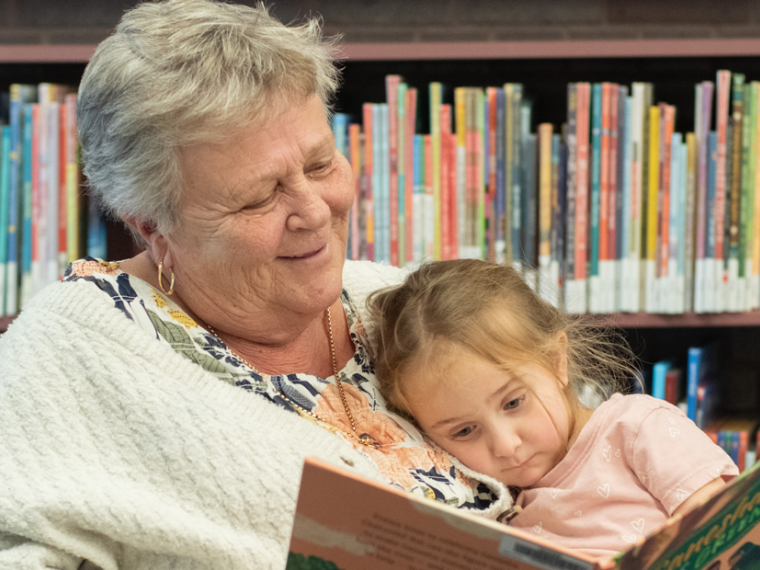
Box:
205 307 377 447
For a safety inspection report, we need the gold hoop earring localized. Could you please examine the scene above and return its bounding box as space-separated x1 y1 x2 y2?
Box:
158 262 175 296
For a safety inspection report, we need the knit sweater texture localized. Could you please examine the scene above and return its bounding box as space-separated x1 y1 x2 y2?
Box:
0 259 509 570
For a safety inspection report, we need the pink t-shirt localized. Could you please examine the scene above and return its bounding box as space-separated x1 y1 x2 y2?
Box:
509 393 738 558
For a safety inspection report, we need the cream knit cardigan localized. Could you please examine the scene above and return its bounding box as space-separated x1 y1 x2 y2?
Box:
0 260 509 570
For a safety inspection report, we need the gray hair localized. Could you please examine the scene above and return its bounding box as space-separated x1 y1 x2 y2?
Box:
77 0 342 242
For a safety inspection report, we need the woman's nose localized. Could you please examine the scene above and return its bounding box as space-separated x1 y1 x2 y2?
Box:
285 180 332 232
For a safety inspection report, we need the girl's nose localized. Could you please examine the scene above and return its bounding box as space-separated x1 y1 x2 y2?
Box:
490 429 520 458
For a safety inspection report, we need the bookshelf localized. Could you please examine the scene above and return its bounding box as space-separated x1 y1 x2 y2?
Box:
4 40 760 332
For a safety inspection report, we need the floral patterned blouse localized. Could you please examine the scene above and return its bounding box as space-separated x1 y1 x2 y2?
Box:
64 257 498 511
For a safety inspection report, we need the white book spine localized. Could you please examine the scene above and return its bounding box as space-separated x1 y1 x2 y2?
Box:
645 259 657 313
588 275 603 314
565 279 587 314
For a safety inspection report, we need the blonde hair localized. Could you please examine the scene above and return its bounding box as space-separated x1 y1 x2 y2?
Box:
367 259 637 424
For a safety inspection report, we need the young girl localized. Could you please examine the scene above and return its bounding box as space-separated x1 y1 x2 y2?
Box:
368 259 738 558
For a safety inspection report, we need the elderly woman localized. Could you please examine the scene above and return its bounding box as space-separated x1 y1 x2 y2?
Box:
0 1 510 569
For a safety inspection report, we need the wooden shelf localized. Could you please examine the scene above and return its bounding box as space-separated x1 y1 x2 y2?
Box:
5 38 760 64
608 311 760 329
338 38 760 61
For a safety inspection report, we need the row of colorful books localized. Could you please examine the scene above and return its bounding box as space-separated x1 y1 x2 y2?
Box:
335 71 760 315
0 83 107 318
640 343 759 473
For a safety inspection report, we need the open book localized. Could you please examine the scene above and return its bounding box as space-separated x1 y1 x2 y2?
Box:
287 456 760 570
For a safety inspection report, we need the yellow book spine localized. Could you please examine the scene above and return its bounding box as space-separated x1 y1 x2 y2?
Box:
647 106 660 261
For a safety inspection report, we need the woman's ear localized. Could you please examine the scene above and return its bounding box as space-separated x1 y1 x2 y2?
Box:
554 331 569 388
123 216 172 268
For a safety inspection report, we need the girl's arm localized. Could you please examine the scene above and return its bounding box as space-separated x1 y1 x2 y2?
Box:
671 477 726 517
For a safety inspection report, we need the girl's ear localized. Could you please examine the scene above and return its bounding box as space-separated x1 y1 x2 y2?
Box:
554 331 569 388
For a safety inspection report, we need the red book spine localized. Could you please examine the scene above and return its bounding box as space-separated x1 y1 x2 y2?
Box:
575 83 591 280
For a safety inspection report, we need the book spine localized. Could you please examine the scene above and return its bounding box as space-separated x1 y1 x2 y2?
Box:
614 85 627 313
64 93 79 266
571 83 590 313
455 87 466 260
362 103 374 262
485 88 497 263
430 82 443 260
685 132 697 312
729 74 744 311
714 70 731 312
406 88 418 265
565 84 578 291
523 133 538 291
0 127 10 315
413 134 424 264
440 103 452 261
752 82 760 308
706 131 718 312
606 83 618 313
538 123 553 303
589 83 603 313
348 124 361 261
20 105 34 307
687 347 701 421
496 86 507 264
424 134 435 261
646 105 660 313
385 75 400 267
396 81 407 267
511 85 523 272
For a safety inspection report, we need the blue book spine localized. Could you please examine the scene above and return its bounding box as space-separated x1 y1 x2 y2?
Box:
590 83 603 279
686 347 702 421
652 360 670 400
413 134 423 263
6 100 22 314
21 105 33 300
0 126 11 315
332 113 349 158
706 131 717 261
332 113 350 258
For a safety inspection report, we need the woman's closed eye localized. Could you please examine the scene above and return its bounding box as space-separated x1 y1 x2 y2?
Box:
306 159 334 179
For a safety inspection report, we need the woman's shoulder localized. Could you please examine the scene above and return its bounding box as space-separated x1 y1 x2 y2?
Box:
343 260 407 292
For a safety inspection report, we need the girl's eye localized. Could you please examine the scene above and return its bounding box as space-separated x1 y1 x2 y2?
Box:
452 426 474 439
504 395 526 411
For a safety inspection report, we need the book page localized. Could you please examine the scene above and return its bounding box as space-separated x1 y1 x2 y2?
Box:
288 457 598 570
